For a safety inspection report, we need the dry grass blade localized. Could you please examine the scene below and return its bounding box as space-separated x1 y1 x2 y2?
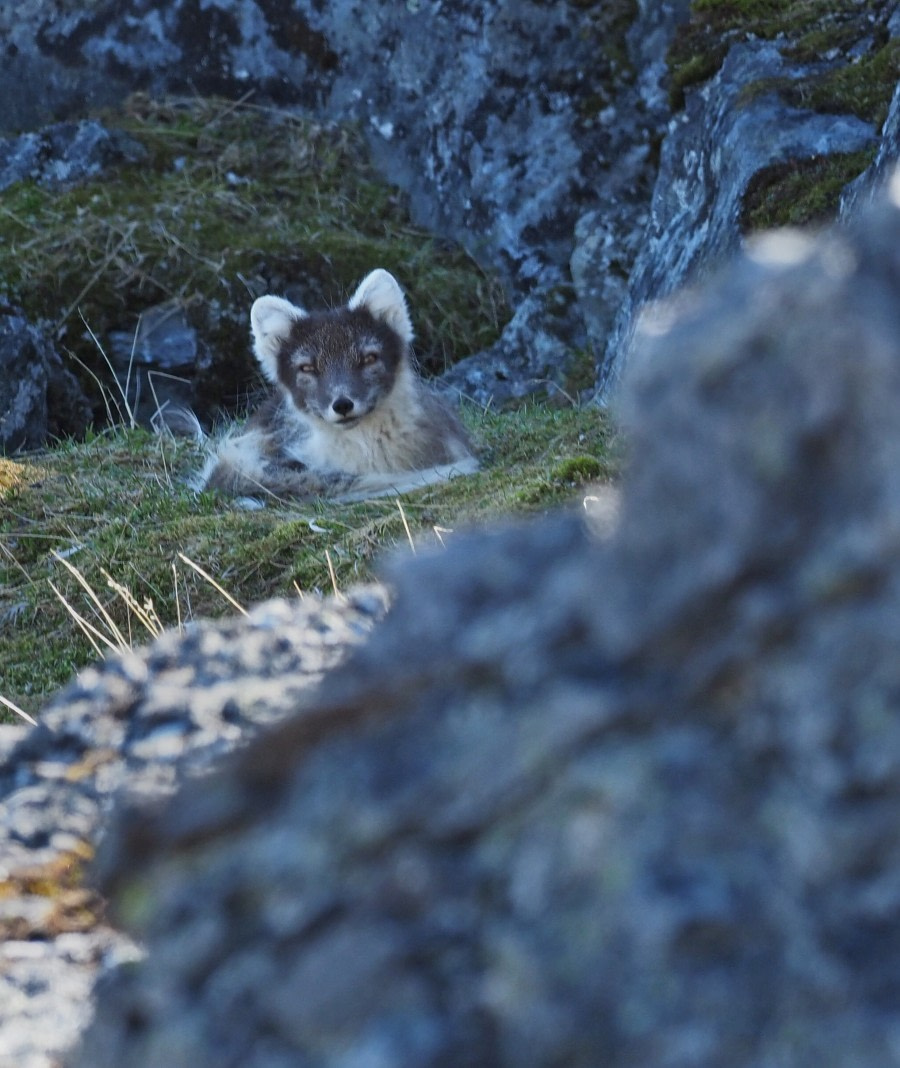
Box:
51 551 131 650
57 223 139 335
396 498 416 554
102 569 164 638
172 561 184 633
48 580 117 659
77 312 137 429
0 693 37 726
325 549 344 602
177 552 248 616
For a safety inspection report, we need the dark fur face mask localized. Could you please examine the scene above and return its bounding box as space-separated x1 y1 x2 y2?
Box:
250 268 416 426
274 309 405 426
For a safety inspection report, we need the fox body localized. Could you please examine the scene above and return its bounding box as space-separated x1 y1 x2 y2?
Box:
198 269 476 500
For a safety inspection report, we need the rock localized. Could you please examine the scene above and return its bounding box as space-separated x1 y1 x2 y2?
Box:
439 283 588 406
0 933 135 1068
841 80 900 217
0 121 146 193
0 588 387 1068
0 311 91 453
64 185 900 1064
107 301 200 427
595 40 877 398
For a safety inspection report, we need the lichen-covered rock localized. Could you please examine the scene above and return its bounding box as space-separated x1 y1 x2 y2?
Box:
595 40 878 397
0 589 387 1068
0 311 91 453
67 185 900 1065
0 121 146 193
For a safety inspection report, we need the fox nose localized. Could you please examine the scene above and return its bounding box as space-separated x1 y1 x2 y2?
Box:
332 396 355 418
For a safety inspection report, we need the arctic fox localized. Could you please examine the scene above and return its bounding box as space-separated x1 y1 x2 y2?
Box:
198 269 477 501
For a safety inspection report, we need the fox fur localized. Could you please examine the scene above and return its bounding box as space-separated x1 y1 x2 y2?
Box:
197 269 477 501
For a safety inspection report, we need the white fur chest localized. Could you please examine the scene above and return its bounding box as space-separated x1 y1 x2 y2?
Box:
284 370 428 474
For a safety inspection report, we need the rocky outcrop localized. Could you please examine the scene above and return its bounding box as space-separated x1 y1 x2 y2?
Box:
49 185 900 1064
0 589 387 1068
1 2 898 414
0 0 684 407
0 310 91 453
594 40 881 397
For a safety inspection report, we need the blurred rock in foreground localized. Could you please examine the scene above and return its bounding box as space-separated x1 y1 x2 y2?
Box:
72 180 900 1066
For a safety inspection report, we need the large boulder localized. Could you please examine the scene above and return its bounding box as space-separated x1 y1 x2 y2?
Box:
62 181 900 1065
0 590 388 1068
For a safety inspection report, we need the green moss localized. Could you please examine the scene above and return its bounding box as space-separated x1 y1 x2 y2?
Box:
794 40 900 127
0 404 619 722
551 455 605 482
740 148 877 231
668 1 891 112
0 96 509 415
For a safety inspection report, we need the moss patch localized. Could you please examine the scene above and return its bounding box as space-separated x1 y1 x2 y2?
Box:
740 148 877 231
0 404 619 723
0 96 509 418
668 1 894 117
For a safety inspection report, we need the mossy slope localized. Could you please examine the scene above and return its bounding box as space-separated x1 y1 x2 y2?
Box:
0 96 509 416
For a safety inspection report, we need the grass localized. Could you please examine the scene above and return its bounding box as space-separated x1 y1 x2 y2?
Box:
0 93 617 726
0 92 537 725
0 404 619 723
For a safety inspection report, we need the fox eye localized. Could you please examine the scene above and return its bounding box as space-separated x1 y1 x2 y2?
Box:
297 362 316 375
359 348 380 367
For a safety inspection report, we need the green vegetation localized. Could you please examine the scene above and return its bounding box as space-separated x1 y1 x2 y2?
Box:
0 405 619 722
668 1 897 120
0 95 509 404
740 148 876 231
0 94 617 727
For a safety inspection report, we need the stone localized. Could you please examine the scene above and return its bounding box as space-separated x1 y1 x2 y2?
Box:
0 588 387 1067
0 310 91 453
66 184 900 1065
0 121 146 193
595 40 877 398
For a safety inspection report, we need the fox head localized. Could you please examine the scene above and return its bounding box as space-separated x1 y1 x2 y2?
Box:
250 269 415 426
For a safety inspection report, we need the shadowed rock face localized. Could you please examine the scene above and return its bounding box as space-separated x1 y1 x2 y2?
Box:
0 309 91 452
66 184 900 1066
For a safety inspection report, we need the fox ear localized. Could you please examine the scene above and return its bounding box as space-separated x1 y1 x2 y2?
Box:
348 269 414 343
250 295 307 382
